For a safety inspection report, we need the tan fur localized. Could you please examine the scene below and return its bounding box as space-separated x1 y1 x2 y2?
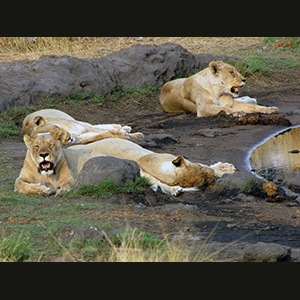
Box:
14 130 108 196
22 109 144 144
160 61 279 117
70 138 235 194
15 130 75 196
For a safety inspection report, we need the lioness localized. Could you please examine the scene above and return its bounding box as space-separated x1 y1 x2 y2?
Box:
160 60 279 117
70 138 236 195
14 129 112 196
22 109 144 144
15 132 235 196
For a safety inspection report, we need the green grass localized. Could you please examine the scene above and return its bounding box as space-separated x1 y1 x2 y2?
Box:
110 86 159 102
72 177 151 199
0 172 151 261
0 234 32 262
224 37 300 76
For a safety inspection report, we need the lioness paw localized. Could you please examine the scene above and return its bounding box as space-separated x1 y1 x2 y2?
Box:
232 111 246 118
55 188 70 197
40 185 54 196
129 132 145 139
267 106 279 114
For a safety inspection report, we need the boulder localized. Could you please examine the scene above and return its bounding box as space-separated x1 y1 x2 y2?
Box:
0 43 237 112
212 171 265 198
76 156 140 188
243 242 291 262
283 170 300 193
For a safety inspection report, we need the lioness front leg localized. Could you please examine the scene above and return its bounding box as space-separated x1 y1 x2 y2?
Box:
196 102 237 117
14 178 54 195
231 100 278 114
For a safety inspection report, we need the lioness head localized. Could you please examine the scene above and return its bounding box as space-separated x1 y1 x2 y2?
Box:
24 129 67 176
138 154 215 188
23 116 73 144
209 60 246 98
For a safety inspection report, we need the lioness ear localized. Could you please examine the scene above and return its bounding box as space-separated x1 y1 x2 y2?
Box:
33 116 46 127
52 128 71 145
172 156 185 167
209 61 219 74
23 134 33 148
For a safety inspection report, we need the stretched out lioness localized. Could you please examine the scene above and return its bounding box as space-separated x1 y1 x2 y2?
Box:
15 130 235 196
160 61 279 117
22 109 144 144
70 138 236 195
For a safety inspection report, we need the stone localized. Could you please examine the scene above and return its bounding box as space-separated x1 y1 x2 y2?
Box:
243 242 291 262
55 225 106 242
212 171 265 197
283 169 300 193
76 156 140 188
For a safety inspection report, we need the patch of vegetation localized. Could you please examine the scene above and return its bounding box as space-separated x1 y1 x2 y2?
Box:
71 177 151 199
240 177 261 194
226 37 300 76
110 86 159 102
0 234 32 262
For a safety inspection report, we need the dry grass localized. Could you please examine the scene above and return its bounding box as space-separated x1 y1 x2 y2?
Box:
0 37 264 62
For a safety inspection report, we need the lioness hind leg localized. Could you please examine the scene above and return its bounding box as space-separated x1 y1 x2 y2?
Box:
77 130 144 144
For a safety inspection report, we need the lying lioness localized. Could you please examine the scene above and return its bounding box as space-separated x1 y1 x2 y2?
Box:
15 130 235 196
160 60 279 117
22 109 144 144
70 138 236 195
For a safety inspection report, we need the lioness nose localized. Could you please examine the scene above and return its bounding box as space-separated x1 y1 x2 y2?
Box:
242 78 246 82
40 153 49 158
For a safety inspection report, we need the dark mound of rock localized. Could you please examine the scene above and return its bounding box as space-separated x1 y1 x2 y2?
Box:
0 43 236 112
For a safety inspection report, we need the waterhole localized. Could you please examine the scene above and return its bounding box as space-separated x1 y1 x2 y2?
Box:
249 126 300 181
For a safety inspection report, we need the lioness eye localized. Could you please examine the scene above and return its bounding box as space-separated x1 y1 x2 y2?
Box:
49 143 54 148
34 145 39 150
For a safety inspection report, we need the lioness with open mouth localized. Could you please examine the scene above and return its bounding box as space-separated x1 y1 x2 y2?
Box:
15 128 235 196
160 60 279 117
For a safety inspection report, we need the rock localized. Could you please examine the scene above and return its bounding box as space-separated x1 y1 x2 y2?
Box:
283 169 300 193
136 133 177 149
243 242 291 262
0 42 237 112
192 128 232 138
76 156 140 188
55 225 106 242
212 171 265 198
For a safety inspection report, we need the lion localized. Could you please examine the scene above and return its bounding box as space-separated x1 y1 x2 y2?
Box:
70 138 236 196
15 131 235 196
160 60 279 117
22 109 144 144
14 129 110 196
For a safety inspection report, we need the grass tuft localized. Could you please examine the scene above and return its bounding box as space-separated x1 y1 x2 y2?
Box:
0 234 32 262
70 177 151 199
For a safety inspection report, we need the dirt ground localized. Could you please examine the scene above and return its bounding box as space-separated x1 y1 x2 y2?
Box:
2 66 300 255
2 37 300 260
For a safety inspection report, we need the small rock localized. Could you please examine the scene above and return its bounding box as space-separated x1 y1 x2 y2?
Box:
56 226 106 242
243 242 291 262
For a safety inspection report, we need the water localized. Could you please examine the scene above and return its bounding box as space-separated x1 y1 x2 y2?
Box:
249 126 300 181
